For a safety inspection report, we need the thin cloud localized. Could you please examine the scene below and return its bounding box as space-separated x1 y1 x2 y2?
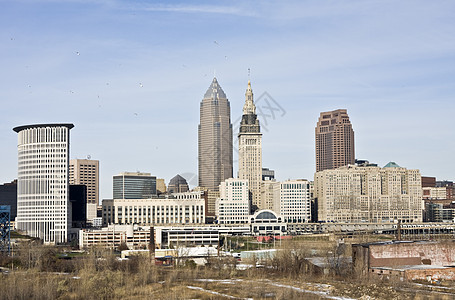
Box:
138 4 256 17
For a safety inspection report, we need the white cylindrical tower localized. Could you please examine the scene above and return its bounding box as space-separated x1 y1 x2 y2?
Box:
13 123 74 244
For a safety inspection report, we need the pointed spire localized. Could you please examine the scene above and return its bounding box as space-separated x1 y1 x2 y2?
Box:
204 77 226 99
243 80 255 115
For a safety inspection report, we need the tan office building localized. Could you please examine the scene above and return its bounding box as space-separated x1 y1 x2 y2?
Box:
314 162 422 223
69 159 99 204
198 77 233 190
315 109 355 172
238 80 262 209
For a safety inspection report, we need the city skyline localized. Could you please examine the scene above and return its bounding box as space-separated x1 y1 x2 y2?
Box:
1 1 454 201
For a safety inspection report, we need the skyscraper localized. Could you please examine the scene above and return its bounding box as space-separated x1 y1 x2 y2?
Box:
238 80 262 209
198 77 233 190
113 172 156 199
13 123 74 244
315 109 355 172
69 159 99 204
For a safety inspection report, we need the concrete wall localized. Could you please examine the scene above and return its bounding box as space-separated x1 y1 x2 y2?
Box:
406 268 455 281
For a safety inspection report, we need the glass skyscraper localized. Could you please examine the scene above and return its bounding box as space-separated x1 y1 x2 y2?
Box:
113 172 156 199
198 77 233 191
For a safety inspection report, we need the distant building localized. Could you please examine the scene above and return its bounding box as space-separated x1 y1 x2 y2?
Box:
167 175 189 194
198 77 233 191
421 176 436 188
193 186 218 223
422 187 447 200
273 179 311 223
315 109 355 172
421 178 453 200
69 159 99 205
86 203 98 226
13 123 74 244
424 200 455 222
102 191 206 226
79 224 151 250
0 180 17 220
260 180 278 211
238 80 263 209
156 178 166 195
69 184 87 228
216 178 250 224
315 162 422 223
113 172 156 199
262 168 275 181
436 180 454 200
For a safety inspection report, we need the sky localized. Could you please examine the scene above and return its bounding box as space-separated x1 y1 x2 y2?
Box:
1 0 454 201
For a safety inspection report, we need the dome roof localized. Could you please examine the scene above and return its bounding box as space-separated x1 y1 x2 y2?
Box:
169 174 188 186
384 161 401 168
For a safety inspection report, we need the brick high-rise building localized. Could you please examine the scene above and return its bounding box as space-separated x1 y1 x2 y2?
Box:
198 77 233 191
69 159 99 205
315 109 355 172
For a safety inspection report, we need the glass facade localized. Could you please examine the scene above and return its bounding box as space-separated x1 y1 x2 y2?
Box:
113 173 156 199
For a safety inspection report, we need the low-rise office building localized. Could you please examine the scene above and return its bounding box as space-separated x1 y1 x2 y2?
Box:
155 225 250 249
79 224 152 249
102 191 206 226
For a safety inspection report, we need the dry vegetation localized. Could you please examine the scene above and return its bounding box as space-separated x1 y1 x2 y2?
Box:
0 237 454 299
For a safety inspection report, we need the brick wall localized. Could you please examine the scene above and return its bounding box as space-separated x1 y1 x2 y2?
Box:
369 242 455 267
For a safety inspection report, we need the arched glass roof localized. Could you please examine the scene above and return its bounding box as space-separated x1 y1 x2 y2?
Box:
256 211 277 220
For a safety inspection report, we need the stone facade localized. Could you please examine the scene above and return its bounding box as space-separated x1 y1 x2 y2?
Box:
216 178 250 224
315 109 355 172
102 191 206 226
315 163 422 223
238 80 262 209
69 159 99 205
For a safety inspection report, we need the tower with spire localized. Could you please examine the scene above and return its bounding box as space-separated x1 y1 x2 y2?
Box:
238 80 263 210
198 77 233 191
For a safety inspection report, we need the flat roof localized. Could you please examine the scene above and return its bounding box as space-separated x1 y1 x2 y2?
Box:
372 265 453 271
13 123 74 133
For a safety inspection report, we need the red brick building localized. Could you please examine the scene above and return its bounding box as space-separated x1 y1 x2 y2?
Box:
352 241 455 281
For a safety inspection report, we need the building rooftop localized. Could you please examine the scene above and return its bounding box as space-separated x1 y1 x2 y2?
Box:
13 123 74 132
204 77 227 99
383 161 401 168
169 174 188 186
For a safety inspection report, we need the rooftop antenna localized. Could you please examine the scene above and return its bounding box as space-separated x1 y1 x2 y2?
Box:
214 69 216 78
248 68 251 79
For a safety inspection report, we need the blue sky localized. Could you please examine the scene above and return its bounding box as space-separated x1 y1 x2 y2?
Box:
1 0 454 200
